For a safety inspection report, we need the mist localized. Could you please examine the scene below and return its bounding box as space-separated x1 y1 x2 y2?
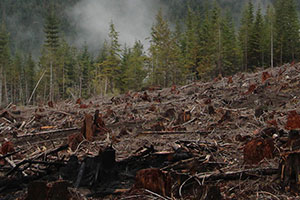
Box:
68 0 165 53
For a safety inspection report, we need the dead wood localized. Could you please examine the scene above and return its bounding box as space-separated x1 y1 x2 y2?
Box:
139 130 210 135
3 63 300 199
195 167 278 181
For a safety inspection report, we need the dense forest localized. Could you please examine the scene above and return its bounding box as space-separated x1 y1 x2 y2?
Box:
0 0 299 105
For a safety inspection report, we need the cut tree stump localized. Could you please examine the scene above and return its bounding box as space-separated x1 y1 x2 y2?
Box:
280 152 300 193
134 168 171 197
81 113 94 141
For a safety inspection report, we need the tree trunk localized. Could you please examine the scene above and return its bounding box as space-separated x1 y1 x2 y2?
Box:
79 76 82 98
62 61 65 99
280 43 283 66
4 74 8 105
0 67 2 106
104 77 108 96
218 26 222 75
271 24 274 68
50 60 53 101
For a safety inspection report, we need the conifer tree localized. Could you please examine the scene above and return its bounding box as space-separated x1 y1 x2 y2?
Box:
197 5 220 78
42 6 60 101
221 12 241 75
94 41 109 96
238 0 254 71
0 21 10 105
248 5 264 69
77 44 93 98
101 22 121 94
124 41 147 91
24 54 35 103
183 8 201 80
274 0 300 65
150 9 179 87
263 5 275 68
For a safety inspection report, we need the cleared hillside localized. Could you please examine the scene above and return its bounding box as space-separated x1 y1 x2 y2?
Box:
1 63 300 199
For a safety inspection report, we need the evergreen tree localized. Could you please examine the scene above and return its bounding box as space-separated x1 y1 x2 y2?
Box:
9 52 23 103
172 22 185 84
248 5 264 68
77 44 93 98
238 0 254 71
101 22 121 94
24 54 35 103
94 41 109 96
197 4 220 78
183 8 201 80
118 45 131 93
149 9 179 87
0 21 10 105
221 11 241 75
42 7 60 101
274 0 300 65
263 5 275 68
124 41 147 91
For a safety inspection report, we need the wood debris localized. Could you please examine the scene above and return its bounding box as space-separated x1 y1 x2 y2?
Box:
1 63 300 199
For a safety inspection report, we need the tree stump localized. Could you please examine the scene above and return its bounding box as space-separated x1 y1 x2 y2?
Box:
280 152 300 193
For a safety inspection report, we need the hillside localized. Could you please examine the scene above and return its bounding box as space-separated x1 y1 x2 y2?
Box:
1 63 300 199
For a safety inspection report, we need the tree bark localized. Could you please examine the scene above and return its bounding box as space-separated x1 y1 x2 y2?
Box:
50 60 53 101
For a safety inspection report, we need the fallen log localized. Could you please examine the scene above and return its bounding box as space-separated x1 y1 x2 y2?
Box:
195 167 278 181
16 127 79 138
6 144 68 176
139 130 210 135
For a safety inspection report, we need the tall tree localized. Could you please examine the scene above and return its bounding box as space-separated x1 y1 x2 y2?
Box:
248 5 264 69
221 11 241 75
263 5 275 68
149 9 180 87
183 7 201 81
24 54 35 103
101 22 121 94
43 6 60 101
0 21 10 105
238 0 254 71
274 0 300 65
80 44 93 98
124 41 147 91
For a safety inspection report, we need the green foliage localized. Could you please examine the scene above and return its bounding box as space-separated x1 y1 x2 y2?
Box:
123 41 147 91
238 1 254 71
274 0 300 65
248 5 264 68
149 9 183 87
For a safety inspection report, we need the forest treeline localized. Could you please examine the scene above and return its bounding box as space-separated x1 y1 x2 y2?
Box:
0 0 299 105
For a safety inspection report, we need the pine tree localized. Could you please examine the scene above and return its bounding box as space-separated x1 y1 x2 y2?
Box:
274 0 300 65
238 0 254 71
24 54 35 103
149 9 179 87
183 8 201 81
248 5 264 69
77 44 93 98
221 11 241 75
42 7 60 101
197 4 220 78
101 22 121 94
263 5 275 68
94 40 109 96
0 21 10 105
172 22 185 84
9 52 23 103
124 41 147 91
